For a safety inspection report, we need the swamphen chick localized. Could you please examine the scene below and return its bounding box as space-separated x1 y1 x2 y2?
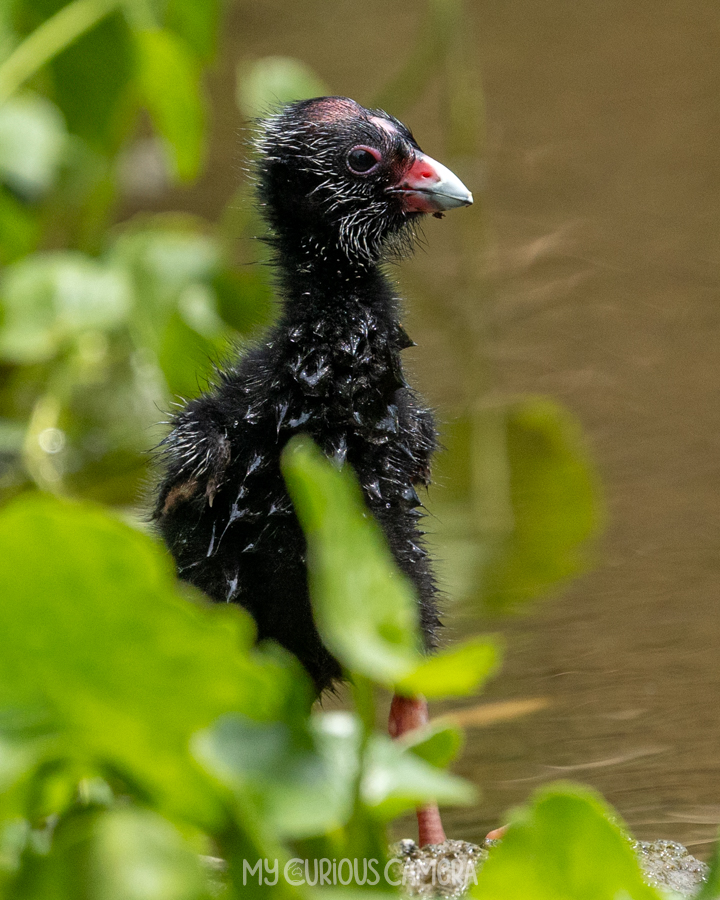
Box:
154 97 472 845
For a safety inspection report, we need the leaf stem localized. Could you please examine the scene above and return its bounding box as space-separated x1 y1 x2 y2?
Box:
0 0 120 105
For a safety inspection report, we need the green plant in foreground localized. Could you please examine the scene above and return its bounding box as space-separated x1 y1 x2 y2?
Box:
0 438 669 898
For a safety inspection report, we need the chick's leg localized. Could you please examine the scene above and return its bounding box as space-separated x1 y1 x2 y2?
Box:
388 693 446 847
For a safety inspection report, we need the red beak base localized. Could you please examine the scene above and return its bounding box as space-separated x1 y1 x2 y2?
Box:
395 153 473 214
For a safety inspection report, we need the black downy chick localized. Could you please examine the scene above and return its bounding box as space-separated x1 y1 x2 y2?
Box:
154 97 472 844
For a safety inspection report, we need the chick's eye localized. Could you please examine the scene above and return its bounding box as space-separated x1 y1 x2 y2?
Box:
347 146 381 174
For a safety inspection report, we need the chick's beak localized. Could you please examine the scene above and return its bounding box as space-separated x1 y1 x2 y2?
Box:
395 152 473 213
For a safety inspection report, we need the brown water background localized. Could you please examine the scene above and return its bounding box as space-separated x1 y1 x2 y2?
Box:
135 0 720 857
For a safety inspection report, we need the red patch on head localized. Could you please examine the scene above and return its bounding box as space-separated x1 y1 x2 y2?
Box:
369 115 398 136
304 97 362 123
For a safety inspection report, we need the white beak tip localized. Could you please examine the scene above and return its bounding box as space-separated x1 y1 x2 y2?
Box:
398 153 474 213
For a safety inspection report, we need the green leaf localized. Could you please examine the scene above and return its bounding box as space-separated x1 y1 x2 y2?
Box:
472 784 662 900
396 637 500 700
431 400 602 612
158 307 227 401
0 708 59 803
109 222 220 352
200 707 474 833
110 222 219 310
194 710 356 840
0 818 31 879
481 398 601 609
176 282 225 337
0 251 132 363
135 29 205 181
236 56 329 119
0 418 26 455
213 268 275 335
13 807 213 900
0 2 17 62
281 436 422 687
157 281 228 400
50 9 133 148
399 722 464 769
0 188 40 262
0 93 67 198
311 711 363 822
696 833 720 899
90 807 213 900
361 733 476 820
164 0 219 61
0 494 297 829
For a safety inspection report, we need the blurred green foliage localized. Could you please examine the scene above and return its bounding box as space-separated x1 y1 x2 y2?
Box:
431 399 602 613
0 453 488 897
0 0 276 506
0 0 666 897
0 447 662 899
472 785 663 900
